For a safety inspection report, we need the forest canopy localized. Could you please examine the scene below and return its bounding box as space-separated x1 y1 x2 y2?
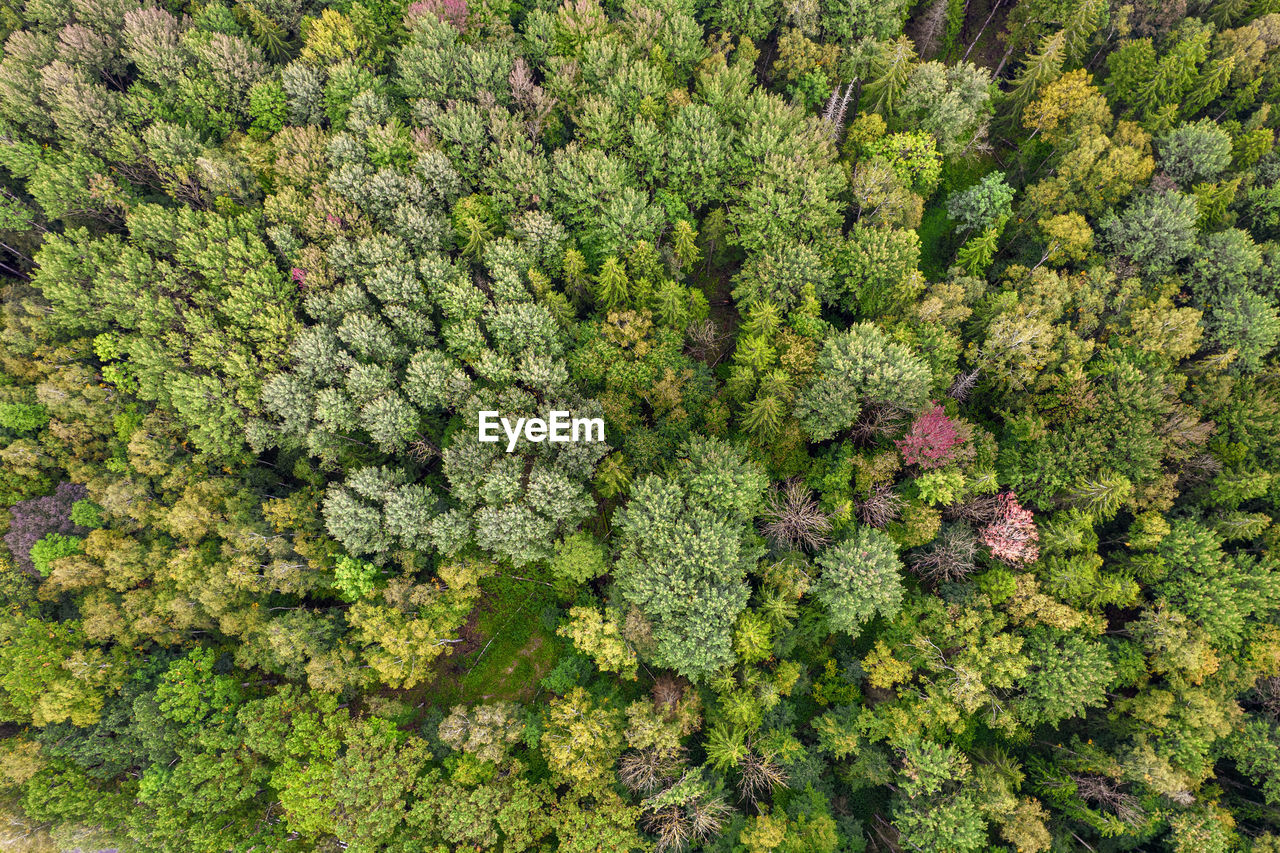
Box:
2 0 1280 849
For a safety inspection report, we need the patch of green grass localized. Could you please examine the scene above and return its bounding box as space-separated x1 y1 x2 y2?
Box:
938 152 999 197
430 573 563 708
917 203 956 281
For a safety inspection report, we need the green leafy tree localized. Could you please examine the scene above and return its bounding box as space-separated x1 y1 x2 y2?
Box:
947 172 1015 231
796 324 932 441
731 241 830 313
896 61 992 156
1100 190 1199 275
28 533 83 577
826 225 924 317
1159 119 1233 184
1207 291 1280 373
558 606 638 679
1017 628 1115 727
0 617 124 727
613 437 767 680
541 687 625 788
812 526 905 635
892 738 989 852
33 206 299 461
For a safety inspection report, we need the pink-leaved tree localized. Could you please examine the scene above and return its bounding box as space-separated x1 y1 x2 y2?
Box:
981 492 1040 565
895 403 961 469
405 0 468 29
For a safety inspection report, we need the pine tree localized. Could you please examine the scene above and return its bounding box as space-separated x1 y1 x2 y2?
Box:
672 219 701 269
742 393 784 439
612 438 767 680
1003 31 1066 125
1067 474 1133 521
956 226 999 276
863 36 918 115
796 323 932 441
812 526 905 634
593 257 630 311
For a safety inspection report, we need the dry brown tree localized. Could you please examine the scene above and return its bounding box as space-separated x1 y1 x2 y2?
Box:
642 807 692 852
910 524 979 585
858 484 905 528
852 403 910 446
737 750 788 805
620 747 685 795
1072 775 1150 827
763 479 832 551
640 777 732 852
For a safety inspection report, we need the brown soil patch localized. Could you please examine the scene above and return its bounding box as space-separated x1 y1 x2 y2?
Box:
445 605 485 673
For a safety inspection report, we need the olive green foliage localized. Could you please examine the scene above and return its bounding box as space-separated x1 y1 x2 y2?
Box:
812 526 905 634
1 0 1280 849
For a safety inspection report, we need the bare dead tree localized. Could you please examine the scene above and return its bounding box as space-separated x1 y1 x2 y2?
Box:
738 751 788 804
508 56 557 139
914 0 951 58
1257 675 1280 720
870 813 905 852
643 807 692 852
963 0 1007 62
821 81 857 141
1160 409 1214 456
1177 452 1223 488
947 368 981 402
945 493 1002 525
1072 775 1149 828
641 787 731 852
688 794 732 841
763 479 833 551
685 318 727 365
910 524 979 584
858 485 905 528
852 403 910 445
652 674 688 716
620 747 683 794
408 437 441 463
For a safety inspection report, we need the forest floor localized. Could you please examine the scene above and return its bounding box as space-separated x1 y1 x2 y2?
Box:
917 202 955 279
426 574 562 707
697 264 741 370
903 0 1011 73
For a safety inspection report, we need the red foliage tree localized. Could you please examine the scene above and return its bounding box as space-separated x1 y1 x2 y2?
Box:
4 482 87 575
980 492 1040 565
405 0 468 29
895 404 961 469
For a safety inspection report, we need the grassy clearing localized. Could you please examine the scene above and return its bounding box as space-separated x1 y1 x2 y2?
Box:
919 154 1004 279
917 203 956 280
427 572 563 708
